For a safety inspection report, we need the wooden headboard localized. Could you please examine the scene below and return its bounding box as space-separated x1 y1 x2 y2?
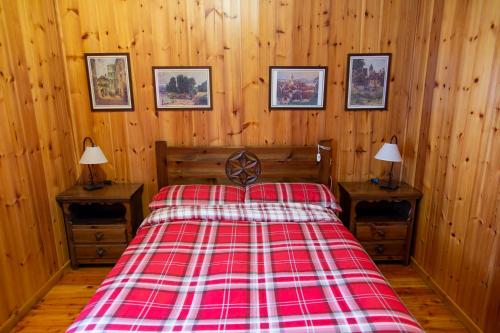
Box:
155 139 334 189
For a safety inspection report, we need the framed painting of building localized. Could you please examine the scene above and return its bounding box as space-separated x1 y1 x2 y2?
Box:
84 53 134 111
152 66 212 110
345 53 391 111
269 66 327 110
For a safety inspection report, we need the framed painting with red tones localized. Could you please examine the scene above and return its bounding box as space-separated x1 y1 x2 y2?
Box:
269 66 327 110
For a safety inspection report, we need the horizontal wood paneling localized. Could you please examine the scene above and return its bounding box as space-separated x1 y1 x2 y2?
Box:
157 141 332 187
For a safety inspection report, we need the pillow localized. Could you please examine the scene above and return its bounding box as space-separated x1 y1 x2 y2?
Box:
245 182 341 213
149 184 245 210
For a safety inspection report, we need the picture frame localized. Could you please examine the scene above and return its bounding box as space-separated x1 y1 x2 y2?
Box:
269 66 328 110
84 53 134 111
152 66 212 110
345 53 391 111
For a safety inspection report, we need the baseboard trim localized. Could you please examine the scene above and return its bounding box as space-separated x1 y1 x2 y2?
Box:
0 261 70 333
411 257 483 333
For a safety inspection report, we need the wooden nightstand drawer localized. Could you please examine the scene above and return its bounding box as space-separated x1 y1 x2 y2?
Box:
361 241 405 258
356 222 408 241
57 183 144 268
72 225 127 244
338 181 422 265
75 244 127 259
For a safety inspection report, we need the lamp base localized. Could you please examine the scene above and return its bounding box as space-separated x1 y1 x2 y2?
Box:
83 183 104 191
380 182 399 190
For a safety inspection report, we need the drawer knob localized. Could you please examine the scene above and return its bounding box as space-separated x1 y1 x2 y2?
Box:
96 248 106 257
376 229 386 238
374 244 385 254
95 232 104 241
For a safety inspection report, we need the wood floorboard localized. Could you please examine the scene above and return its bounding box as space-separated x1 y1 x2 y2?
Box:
11 264 469 332
378 265 470 332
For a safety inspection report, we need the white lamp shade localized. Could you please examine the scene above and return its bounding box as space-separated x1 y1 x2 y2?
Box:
79 146 108 165
374 143 402 162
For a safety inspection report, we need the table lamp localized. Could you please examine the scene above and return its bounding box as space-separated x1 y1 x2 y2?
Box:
80 137 108 191
374 135 402 190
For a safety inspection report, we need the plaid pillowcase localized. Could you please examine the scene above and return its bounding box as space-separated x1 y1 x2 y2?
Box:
149 184 245 210
245 182 341 213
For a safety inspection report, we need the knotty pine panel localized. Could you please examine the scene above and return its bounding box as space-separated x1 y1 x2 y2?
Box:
1 0 499 332
0 0 77 330
413 0 499 332
56 0 424 205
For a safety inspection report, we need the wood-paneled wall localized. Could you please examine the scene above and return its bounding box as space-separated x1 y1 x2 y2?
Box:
0 0 77 330
413 0 499 332
56 0 427 204
0 0 498 332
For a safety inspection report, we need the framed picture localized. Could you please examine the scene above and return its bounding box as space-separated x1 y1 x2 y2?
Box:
345 53 391 110
152 66 212 110
269 66 327 110
84 53 134 111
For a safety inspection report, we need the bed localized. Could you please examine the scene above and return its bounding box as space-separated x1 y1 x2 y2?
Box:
67 140 423 333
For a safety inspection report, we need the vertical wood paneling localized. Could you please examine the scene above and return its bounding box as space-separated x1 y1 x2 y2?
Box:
240 0 260 146
413 1 499 332
1 0 499 332
0 0 77 330
256 0 275 146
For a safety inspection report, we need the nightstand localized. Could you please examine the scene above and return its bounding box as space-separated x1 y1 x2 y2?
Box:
57 183 144 268
338 181 422 265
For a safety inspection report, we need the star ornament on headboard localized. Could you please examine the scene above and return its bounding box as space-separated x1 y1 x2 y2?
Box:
225 150 262 186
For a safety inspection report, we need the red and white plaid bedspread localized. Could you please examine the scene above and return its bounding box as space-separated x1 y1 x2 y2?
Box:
67 203 423 333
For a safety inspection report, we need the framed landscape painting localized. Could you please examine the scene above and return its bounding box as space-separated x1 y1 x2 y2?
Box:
345 53 391 110
269 66 327 110
84 53 134 111
153 66 212 110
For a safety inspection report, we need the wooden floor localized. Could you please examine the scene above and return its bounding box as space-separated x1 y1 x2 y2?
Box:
11 264 468 332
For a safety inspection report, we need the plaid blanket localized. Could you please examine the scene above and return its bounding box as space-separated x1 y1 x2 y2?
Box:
67 203 422 333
